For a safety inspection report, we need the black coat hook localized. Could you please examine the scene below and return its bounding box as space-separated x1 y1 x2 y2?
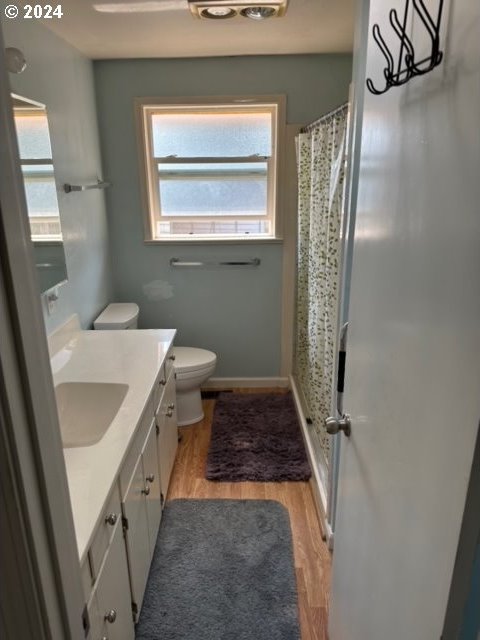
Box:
366 0 444 95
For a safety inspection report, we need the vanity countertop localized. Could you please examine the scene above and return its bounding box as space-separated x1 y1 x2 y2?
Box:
50 325 176 564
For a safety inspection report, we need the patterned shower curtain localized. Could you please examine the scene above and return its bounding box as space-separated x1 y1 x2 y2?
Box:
294 105 348 468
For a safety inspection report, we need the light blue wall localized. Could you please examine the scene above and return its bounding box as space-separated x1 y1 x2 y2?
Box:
3 19 112 334
94 55 352 377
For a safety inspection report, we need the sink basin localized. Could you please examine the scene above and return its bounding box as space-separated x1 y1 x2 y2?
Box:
55 382 129 447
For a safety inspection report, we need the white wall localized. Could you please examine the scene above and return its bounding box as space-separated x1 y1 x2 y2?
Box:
2 19 112 333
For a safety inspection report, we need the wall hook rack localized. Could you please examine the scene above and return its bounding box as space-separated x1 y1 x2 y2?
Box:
366 0 444 95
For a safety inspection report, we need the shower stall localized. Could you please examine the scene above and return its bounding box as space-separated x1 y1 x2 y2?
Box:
292 103 349 546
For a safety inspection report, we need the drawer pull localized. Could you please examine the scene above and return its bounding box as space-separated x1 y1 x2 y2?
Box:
166 409 173 418
159 378 166 386
142 485 151 496
146 474 155 483
104 609 117 624
168 354 176 361
104 513 118 526
168 403 175 411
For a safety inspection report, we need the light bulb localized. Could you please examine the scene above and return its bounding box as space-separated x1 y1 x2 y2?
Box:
201 5 236 18
241 6 276 19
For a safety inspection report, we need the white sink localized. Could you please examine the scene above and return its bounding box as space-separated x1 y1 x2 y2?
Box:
55 382 129 447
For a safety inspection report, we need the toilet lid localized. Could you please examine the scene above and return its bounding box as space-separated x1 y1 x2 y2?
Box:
173 347 216 373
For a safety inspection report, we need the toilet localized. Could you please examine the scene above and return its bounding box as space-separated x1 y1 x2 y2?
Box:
172 346 216 426
93 303 217 426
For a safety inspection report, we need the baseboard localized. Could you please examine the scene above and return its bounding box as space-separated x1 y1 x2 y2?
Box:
290 375 334 550
202 377 290 390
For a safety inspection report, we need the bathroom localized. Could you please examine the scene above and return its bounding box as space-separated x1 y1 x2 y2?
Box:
1 1 479 639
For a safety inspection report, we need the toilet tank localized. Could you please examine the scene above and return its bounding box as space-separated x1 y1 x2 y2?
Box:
94 303 139 330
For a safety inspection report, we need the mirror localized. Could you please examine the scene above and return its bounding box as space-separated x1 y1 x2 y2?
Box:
12 94 68 293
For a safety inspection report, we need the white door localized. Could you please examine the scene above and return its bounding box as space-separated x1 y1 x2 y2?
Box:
122 454 151 615
157 372 178 497
142 419 162 555
95 522 135 640
329 1 480 639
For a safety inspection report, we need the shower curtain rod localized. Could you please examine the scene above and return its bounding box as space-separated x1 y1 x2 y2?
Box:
300 102 348 133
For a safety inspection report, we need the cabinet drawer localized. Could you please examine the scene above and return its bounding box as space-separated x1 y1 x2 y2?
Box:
119 394 154 498
164 348 176 384
153 369 167 415
89 483 121 579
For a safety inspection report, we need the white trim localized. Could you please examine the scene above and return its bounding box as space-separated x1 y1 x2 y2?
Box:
202 376 289 389
290 375 334 550
134 94 286 243
280 124 302 377
143 237 283 245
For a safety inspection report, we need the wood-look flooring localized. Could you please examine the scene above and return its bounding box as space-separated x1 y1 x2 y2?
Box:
166 389 331 640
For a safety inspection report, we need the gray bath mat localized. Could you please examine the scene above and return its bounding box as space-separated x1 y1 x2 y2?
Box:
135 499 301 640
206 393 311 482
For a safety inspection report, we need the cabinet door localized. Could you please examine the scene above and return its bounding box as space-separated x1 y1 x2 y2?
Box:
95 521 134 640
141 419 162 557
157 371 178 498
121 453 150 616
86 591 101 640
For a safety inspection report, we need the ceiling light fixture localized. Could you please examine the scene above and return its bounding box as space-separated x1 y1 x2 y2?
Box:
240 5 275 19
200 5 236 18
188 0 287 20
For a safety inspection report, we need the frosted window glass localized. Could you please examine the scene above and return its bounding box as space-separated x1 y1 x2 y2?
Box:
15 114 53 159
22 165 60 217
159 178 267 217
152 112 271 157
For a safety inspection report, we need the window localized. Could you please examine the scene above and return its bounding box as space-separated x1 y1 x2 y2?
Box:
13 106 62 242
136 97 285 241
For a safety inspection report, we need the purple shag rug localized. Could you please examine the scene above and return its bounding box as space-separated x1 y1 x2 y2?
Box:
206 393 311 482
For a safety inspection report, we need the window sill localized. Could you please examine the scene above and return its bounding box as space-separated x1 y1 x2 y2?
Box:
144 237 283 246
33 239 63 246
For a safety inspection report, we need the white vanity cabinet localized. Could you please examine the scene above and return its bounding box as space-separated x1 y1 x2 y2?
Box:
118 347 178 623
75 342 178 638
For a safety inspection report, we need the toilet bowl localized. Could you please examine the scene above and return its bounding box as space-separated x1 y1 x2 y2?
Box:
93 303 217 426
173 347 216 426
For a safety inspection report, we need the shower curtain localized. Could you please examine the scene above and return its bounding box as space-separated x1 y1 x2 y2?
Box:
294 105 348 473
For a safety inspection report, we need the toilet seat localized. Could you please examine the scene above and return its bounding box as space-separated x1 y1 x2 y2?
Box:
173 347 216 375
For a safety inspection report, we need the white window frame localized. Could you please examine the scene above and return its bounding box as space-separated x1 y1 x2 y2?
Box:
13 103 62 243
135 95 286 243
